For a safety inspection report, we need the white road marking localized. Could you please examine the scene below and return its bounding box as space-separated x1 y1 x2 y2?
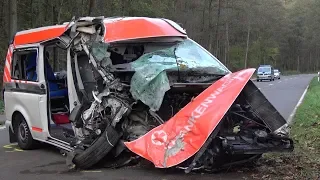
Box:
287 85 309 124
269 84 274 86
278 81 282 83
81 170 102 173
0 126 5 130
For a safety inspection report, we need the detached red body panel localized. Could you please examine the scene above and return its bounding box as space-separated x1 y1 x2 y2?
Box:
124 68 256 168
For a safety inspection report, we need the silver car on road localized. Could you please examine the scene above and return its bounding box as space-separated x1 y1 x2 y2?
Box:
274 69 281 79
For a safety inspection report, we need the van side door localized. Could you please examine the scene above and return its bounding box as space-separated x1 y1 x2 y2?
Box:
4 44 48 140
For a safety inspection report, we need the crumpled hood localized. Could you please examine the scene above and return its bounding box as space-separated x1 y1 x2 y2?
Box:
124 68 257 168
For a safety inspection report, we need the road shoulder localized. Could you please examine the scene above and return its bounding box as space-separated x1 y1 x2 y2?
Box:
253 77 320 179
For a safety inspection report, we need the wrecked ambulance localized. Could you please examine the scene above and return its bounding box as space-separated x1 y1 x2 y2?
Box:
3 16 293 172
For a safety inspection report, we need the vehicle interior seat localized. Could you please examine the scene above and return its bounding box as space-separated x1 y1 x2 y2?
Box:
26 51 69 125
26 52 38 81
44 52 68 99
26 51 68 99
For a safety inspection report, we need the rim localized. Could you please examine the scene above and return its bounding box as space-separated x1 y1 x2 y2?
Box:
19 122 28 143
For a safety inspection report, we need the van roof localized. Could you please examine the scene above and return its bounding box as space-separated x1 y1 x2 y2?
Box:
258 65 272 67
13 17 188 46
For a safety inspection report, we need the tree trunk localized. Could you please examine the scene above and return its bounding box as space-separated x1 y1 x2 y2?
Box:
215 0 221 57
224 0 230 66
317 50 319 71
88 0 95 16
9 0 17 40
201 0 207 32
121 0 126 16
30 0 34 27
208 0 214 53
52 2 57 24
297 55 300 72
224 22 229 66
57 0 63 23
244 23 251 68
182 1 188 29
0 0 5 33
37 0 42 26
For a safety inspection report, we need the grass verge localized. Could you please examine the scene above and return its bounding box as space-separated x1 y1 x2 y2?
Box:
246 77 320 179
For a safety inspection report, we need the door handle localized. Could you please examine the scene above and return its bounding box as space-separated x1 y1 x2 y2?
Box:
40 83 45 89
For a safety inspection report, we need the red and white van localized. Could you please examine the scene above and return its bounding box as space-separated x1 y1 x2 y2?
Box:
3 16 293 171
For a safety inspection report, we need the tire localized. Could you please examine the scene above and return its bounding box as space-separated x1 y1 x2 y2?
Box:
73 125 120 169
14 115 38 150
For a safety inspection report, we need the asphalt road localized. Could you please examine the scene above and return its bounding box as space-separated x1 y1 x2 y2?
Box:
0 74 315 180
254 74 314 120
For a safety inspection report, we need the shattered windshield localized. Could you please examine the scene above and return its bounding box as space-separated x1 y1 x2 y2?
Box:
127 39 229 111
175 39 229 74
130 39 229 75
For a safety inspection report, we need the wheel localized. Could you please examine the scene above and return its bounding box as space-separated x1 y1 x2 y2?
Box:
14 115 38 150
73 125 121 169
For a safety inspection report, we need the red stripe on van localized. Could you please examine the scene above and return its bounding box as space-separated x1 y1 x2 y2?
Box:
32 127 43 132
4 67 11 82
6 51 12 67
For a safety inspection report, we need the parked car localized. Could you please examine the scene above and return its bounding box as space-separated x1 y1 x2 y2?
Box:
256 65 275 81
2 16 293 172
274 69 281 79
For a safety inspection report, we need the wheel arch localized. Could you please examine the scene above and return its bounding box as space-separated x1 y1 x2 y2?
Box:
11 109 32 134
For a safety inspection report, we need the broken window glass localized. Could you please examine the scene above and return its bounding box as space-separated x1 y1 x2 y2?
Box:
90 42 112 68
129 39 229 111
174 39 229 74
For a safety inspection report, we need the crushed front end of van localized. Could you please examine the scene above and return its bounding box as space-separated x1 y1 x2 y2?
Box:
56 17 293 172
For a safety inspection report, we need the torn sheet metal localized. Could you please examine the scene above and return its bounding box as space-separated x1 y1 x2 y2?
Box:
241 80 287 132
124 68 255 168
